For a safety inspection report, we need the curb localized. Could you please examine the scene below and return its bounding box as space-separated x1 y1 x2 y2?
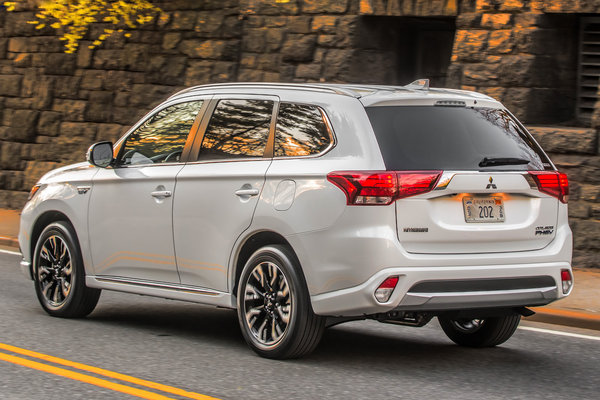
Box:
0 236 18 249
526 307 600 331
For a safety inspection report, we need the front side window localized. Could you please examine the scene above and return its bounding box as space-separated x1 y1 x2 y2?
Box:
118 101 203 166
198 99 273 161
274 103 332 157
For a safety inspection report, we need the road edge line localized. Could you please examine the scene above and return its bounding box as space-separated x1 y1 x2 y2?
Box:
519 326 600 341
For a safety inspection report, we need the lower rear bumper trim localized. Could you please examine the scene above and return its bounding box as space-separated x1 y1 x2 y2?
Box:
394 286 557 311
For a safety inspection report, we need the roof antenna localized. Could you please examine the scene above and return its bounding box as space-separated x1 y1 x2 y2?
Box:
405 79 430 90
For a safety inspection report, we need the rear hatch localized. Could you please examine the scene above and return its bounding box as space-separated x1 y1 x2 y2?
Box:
366 104 563 254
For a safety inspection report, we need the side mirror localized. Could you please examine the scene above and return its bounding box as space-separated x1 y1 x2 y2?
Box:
87 141 114 168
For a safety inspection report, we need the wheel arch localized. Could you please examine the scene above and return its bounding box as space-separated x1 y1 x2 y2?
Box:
30 211 74 263
231 230 300 297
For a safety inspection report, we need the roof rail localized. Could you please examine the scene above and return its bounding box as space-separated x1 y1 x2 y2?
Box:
170 82 362 99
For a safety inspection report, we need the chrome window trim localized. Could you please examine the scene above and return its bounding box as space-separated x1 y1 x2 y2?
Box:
271 102 337 160
183 158 274 166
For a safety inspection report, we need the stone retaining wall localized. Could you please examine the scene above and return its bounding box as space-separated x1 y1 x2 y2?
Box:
0 0 598 267
528 126 600 269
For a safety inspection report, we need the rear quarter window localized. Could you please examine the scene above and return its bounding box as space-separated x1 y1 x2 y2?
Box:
274 103 332 157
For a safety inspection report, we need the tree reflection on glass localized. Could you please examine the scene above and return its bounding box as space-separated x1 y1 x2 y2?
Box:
472 108 545 170
119 101 203 166
198 99 273 160
275 103 331 157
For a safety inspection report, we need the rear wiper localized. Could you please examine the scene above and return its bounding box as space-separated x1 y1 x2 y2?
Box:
478 157 531 167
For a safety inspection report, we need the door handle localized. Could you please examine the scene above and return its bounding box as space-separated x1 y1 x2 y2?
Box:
235 188 259 197
151 190 172 198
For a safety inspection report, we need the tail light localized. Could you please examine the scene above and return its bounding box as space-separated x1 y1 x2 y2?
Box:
327 171 441 205
528 171 569 203
560 269 573 294
374 276 399 303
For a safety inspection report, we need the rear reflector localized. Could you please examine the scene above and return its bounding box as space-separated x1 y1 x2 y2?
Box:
528 171 569 203
327 171 441 205
560 269 573 294
374 276 399 303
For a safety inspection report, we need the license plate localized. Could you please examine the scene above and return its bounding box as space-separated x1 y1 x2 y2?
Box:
463 197 505 223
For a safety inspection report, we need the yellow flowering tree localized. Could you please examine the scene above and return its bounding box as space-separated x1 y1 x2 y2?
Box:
2 0 163 53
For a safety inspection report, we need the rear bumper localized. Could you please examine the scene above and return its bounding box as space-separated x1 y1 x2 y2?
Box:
310 262 570 316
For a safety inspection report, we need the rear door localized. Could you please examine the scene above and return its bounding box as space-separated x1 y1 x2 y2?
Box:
173 95 277 291
366 105 561 254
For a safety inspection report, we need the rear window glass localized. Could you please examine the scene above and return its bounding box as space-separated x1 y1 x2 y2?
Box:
366 106 550 171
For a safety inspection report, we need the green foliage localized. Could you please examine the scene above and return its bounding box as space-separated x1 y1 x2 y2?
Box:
3 1 164 53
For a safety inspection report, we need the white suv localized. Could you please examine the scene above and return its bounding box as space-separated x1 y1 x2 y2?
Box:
18 82 573 359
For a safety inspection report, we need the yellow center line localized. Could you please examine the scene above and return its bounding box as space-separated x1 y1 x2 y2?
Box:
0 343 220 400
0 351 174 400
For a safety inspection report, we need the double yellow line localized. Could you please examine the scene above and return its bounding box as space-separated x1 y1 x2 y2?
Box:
0 342 219 400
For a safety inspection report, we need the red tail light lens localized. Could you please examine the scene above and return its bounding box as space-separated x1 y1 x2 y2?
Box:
327 171 441 205
528 171 569 203
374 276 399 303
397 172 442 200
327 171 395 205
560 269 573 294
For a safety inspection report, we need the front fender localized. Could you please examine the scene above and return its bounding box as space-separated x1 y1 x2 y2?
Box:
20 168 98 277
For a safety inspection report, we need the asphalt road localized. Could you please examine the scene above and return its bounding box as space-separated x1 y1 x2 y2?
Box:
0 251 599 400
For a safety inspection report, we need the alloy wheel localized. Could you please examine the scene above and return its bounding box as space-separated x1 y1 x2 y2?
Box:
37 235 73 309
243 261 292 347
451 318 484 333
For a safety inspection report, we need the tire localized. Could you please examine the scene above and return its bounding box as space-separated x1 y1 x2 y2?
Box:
33 221 101 318
236 245 325 359
438 314 521 347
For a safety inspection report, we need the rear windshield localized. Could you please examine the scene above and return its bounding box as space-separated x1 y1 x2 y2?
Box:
366 106 551 171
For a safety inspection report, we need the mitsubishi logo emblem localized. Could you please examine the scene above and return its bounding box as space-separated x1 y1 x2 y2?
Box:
486 177 497 189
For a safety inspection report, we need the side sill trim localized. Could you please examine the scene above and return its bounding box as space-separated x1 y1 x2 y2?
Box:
86 276 235 309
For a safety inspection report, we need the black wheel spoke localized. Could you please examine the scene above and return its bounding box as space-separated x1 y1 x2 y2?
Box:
452 318 485 333
37 235 72 309
244 261 292 346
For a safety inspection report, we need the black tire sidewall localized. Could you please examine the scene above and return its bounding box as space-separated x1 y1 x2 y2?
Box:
236 245 311 359
438 314 521 347
33 221 86 317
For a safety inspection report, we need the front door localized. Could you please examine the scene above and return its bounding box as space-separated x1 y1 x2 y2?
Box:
88 99 206 283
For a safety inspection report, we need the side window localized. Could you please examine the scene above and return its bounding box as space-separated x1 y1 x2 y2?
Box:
274 103 332 157
118 101 203 166
198 99 273 161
